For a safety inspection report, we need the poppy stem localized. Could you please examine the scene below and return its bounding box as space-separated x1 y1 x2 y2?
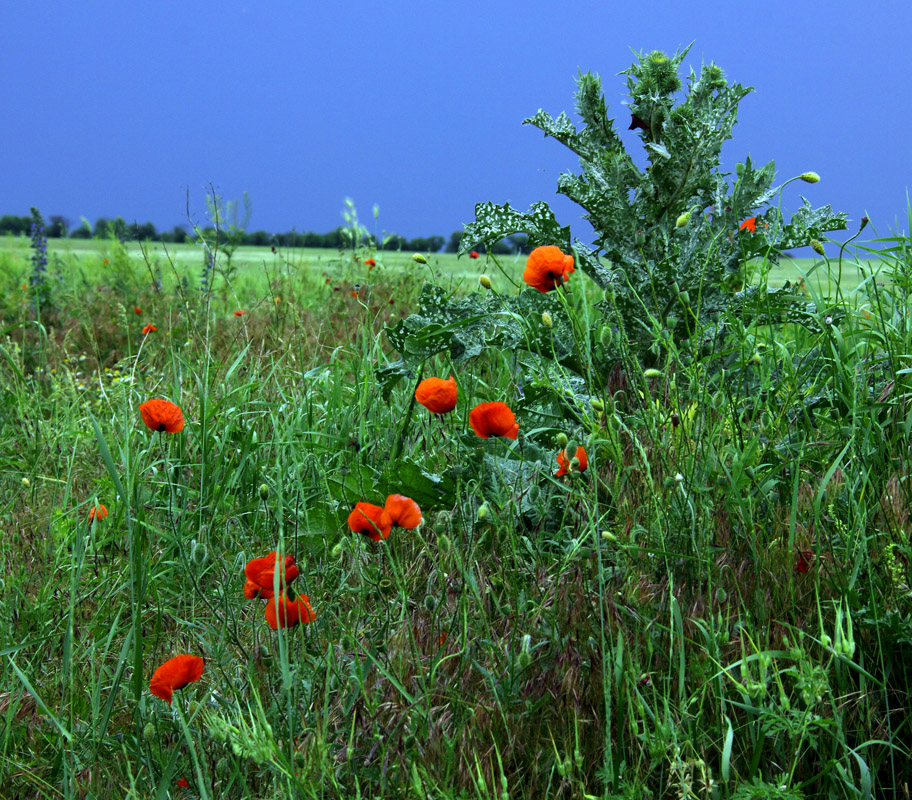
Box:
392 367 423 462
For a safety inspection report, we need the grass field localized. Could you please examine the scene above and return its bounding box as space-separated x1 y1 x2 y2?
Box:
1 229 910 799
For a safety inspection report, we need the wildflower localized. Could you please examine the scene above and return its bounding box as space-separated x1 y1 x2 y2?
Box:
415 376 457 414
555 446 587 477
21 284 27 290
148 654 204 704
469 250 480 259
244 552 300 600
134 306 142 315
142 323 157 335
794 550 813 574
88 503 108 522
469 401 519 440
523 246 574 293
139 398 185 433
384 494 422 529
103 259 109 265
800 172 820 183
860 215 870 231
364 257 377 268
265 592 316 629
176 777 189 789
348 502 392 541
739 217 757 233
234 310 245 317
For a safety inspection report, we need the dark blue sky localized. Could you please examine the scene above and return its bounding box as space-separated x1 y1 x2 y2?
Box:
4 2 911 247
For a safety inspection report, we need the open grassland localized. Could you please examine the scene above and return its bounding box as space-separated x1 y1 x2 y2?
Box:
1 232 911 799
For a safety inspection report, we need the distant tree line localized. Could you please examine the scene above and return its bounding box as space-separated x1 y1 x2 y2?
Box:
0 213 534 255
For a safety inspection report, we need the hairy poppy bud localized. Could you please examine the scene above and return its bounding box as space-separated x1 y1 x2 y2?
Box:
643 368 662 380
598 326 612 348
591 398 604 412
479 275 493 290
434 510 450 528
715 588 727 603
437 534 451 555
143 722 156 742
191 540 207 566
678 291 690 307
750 351 762 364
216 757 230 778
860 215 870 231
811 240 825 256
331 541 344 558
412 253 428 264
601 530 617 542
423 594 437 612
21 478 29 489
517 634 532 669
541 312 552 329
477 503 489 520
800 172 820 184
555 433 569 448
675 212 691 228
258 484 269 501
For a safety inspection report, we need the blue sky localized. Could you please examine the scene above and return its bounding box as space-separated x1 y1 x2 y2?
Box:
3 1 911 248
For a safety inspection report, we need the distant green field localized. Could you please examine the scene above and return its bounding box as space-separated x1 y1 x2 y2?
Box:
0 235 879 297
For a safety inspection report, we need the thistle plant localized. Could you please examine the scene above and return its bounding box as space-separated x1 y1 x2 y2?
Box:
29 206 51 310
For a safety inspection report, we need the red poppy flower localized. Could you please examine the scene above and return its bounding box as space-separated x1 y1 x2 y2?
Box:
522 246 575 293
364 258 377 268
142 323 157 335
139 398 185 433
134 306 142 315
234 310 245 317
244 552 300 600
265 592 316 629
794 550 813 574
415 376 457 414
739 217 757 233
148 654 205 704
469 251 480 259
469 401 519 440
88 503 108 521
555 446 588 477
21 284 27 290
384 494 422 529
348 502 392 541
176 777 189 789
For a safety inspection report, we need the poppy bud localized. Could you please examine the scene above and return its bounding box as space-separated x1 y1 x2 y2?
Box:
437 534 451 555
541 312 553 329
715 588 727 603
423 595 437 612
643 368 662 380
564 441 578 459
191 541 207 566
820 633 832 648
412 253 428 264
860 215 869 231
479 275 493 290
591 398 604 412
143 722 156 742
675 472 684 483
811 240 825 256
21 478 29 489
477 503 489 520
678 291 690 306
750 352 762 364
258 484 269 501
434 510 450 528
570 457 581 471
601 530 617 542
675 212 691 228
331 541 344 558
598 326 612 348
800 172 820 183
216 757 230 778
556 433 569 448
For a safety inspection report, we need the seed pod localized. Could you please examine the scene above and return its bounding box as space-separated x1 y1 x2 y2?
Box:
258 484 269 501
634 230 646 246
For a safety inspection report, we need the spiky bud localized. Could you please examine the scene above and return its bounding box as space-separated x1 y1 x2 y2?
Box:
258 484 269 501
800 172 820 183
811 240 825 256
555 432 569 448
412 253 428 264
675 212 691 228
541 312 552 329
479 275 493 290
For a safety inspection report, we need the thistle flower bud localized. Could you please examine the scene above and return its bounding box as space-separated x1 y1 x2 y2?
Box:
800 172 820 183
412 253 428 264
643 368 663 380
541 312 553 329
811 240 825 256
675 212 691 228
556 433 569 448
258 484 269 501
479 275 493 290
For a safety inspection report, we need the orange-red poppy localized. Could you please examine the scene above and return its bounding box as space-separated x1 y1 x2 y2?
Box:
149 654 204 704
364 258 377 268
348 502 392 541
794 550 813 574
469 251 480 259
415 376 457 414
469 401 519 440
234 310 245 317
139 398 185 433
21 284 27 290
555 446 588 477
134 306 142 315
522 246 574 293
142 323 157 335
265 592 316 629
244 552 300 600
176 777 189 789
88 503 108 521
739 217 757 233
384 494 422 529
